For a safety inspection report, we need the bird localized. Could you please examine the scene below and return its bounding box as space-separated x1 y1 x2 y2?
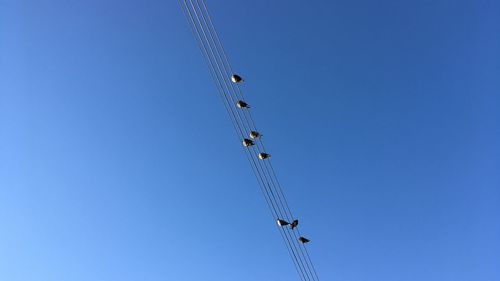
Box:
290 219 299 230
298 237 310 244
258 153 271 160
277 219 290 227
249 131 261 139
231 74 243 83
236 100 249 108
242 139 255 147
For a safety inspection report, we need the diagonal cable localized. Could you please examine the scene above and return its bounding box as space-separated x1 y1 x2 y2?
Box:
179 1 320 280
179 2 310 280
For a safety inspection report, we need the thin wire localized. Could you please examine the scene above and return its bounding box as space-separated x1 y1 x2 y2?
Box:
194 2 319 280
181 1 319 280
184 2 310 278
180 2 310 280
187 1 318 280
198 0 319 261
186 3 316 281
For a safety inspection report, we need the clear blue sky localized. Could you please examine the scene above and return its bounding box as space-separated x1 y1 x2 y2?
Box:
1 0 499 280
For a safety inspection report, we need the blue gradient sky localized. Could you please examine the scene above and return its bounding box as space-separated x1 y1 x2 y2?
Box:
1 0 499 280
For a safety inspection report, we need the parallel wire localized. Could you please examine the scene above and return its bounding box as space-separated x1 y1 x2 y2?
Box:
180 1 319 280
184 1 317 280
194 3 320 281
191 2 318 280
185 3 313 280
179 2 309 280
195 3 320 280
187 2 316 280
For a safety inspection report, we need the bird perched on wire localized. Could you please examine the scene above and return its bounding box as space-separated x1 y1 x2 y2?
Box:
231 74 244 83
242 139 255 147
258 153 271 160
249 131 261 139
277 219 290 227
298 237 310 244
236 100 249 108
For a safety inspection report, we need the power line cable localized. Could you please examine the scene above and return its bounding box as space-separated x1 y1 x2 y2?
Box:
179 1 320 280
182 1 317 280
190 3 319 280
179 2 310 280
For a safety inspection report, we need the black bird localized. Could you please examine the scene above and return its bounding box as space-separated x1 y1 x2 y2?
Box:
249 131 261 139
236 100 249 108
258 153 271 160
290 219 299 230
242 139 255 147
277 219 290 227
231 74 243 83
298 237 310 244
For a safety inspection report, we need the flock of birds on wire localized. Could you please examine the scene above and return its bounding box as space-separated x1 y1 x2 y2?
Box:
232 73 311 243
179 1 319 280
